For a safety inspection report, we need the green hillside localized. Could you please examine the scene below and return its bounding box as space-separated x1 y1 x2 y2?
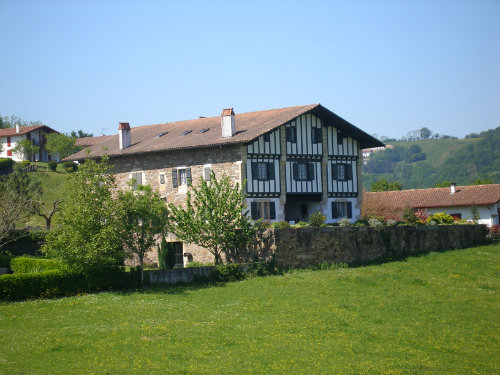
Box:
362 127 500 190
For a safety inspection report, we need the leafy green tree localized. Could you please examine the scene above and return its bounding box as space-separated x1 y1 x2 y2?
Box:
420 127 432 139
370 179 403 192
116 184 168 284
42 156 124 270
167 172 256 265
70 130 94 138
472 178 493 185
158 237 176 270
45 133 82 160
12 139 39 161
434 181 453 188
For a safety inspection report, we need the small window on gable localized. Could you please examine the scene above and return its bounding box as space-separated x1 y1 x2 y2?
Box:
263 133 270 143
311 128 322 144
286 126 297 143
130 171 143 190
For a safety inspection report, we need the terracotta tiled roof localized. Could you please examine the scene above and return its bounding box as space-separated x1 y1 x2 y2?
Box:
0 125 57 137
363 184 500 210
64 104 383 161
74 135 114 147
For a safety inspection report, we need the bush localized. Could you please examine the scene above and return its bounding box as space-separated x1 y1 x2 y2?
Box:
294 221 309 228
271 221 291 229
0 253 12 268
47 161 58 172
10 256 65 273
368 218 384 229
339 217 351 227
0 158 14 171
308 211 326 227
247 257 285 277
185 261 214 268
427 212 454 225
63 161 78 172
16 160 30 169
310 261 348 271
212 263 245 282
0 267 137 301
158 238 176 270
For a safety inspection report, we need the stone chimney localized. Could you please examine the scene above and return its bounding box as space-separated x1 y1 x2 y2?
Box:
450 182 456 195
118 122 131 150
15 123 20 133
221 108 235 138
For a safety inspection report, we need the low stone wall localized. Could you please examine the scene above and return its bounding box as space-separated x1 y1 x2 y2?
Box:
255 224 488 268
145 266 214 285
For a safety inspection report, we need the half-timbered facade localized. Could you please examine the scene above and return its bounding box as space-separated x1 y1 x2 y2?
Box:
67 104 382 225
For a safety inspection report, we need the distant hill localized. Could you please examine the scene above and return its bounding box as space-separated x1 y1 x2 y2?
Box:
362 127 500 190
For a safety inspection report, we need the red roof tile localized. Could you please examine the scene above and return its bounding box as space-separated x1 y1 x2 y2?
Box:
363 184 500 211
0 125 57 137
64 104 383 161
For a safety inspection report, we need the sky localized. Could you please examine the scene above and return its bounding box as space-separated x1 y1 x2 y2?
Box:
0 0 499 139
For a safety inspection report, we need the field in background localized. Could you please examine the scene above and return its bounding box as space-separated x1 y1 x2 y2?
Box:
1 243 499 374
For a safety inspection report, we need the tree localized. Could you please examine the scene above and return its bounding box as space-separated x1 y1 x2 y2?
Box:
12 139 39 161
70 130 94 138
32 198 62 231
167 172 257 265
116 184 168 284
0 171 42 248
420 127 432 139
45 133 82 160
42 156 124 270
370 179 403 192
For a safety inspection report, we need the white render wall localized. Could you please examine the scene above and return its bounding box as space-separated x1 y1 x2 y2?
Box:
0 134 26 161
426 203 499 226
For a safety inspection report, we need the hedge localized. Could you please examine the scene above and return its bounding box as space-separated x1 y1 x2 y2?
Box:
10 257 65 273
0 267 139 301
0 158 14 170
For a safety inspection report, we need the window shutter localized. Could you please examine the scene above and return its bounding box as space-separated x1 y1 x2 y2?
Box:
285 127 291 142
203 166 211 181
307 163 315 181
136 172 142 186
267 162 275 180
293 163 298 180
332 202 338 219
172 169 178 188
264 133 270 143
186 168 192 184
346 164 353 180
252 162 259 179
347 202 352 218
251 202 258 220
316 128 323 143
269 202 276 220
332 163 338 180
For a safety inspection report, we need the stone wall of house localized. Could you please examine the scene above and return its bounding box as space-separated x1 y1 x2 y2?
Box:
110 144 245 207
182 224 488 268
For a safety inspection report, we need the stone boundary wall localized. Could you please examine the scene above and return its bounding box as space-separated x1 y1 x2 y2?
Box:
251 224 488 268
145 266 214 285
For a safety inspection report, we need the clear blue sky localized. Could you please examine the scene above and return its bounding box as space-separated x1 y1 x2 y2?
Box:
1 0 499 139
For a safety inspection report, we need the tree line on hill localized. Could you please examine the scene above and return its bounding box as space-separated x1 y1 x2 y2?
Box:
372 126 491 143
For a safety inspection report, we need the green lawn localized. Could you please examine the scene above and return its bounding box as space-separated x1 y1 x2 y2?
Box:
1 243 499 374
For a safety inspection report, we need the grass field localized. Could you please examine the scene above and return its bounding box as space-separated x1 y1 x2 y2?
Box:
1 243 499 374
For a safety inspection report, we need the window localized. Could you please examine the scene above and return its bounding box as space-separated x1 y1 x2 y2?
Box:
251 201 276 221
293 162 314 181
130 171 143 190
286 126 297 143
311 128 322 144
203 165 211 181
7 136 11 147
159 173 165 185
180 130 192 136
332 163 352 181
172 168 191 188
252 162 275 181
263 133 270 143
337 134 343 145
332 201 352 219
198 128 210 134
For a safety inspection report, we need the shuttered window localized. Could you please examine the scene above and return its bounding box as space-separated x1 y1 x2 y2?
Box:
331 202 352 219
286 126 297 143
311 128 322 144
293 162 315 181
173 168 192 187
131 172 143 190
332 163 352 181
252 161 275 181
250 201 276 221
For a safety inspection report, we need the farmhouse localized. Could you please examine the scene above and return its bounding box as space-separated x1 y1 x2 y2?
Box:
0 124 58 162
363 183 500 226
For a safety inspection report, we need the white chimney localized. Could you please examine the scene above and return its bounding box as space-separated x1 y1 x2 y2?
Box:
221 108 235 138
15 123 20 133
450 182 456 195
118 122 131 150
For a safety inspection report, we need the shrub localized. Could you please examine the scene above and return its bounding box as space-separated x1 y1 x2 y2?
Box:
63 161 78 172
386 219 398 226
294 221 309 228
10 256 65 273
339 217 351 227
368 218 384 229
0 253 12 268
158 237 176 270
402 206 418 224
185 261 214 268
16 160 30 170
271 221 291 229
47 161 58 172
212 263 245 282
308 211 326 227
427 212 454 225
0 158 14 171
310 261 348 271
0 267 136 301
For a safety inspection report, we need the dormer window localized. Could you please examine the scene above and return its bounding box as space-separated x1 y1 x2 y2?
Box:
181 130 192 136
155 132 168 138
198 128 210 134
